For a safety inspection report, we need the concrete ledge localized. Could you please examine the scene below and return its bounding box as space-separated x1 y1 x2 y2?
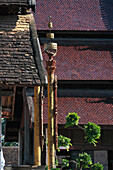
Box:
32 165 46 170
4 165 12 170
4 165 46 170
12 165 31 170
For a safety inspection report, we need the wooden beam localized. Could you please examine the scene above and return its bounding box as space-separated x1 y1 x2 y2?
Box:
12 86 16 120
40 86 44 151
54 76 58 149
2 108 11 112
5 137 17 140
18 130 23 165
1 90 14 96
23 88 30 165
34 86 41 166
58 89 113 97
6 128 19 132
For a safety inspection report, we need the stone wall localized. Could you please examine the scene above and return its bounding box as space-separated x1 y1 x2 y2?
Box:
2 147 18 165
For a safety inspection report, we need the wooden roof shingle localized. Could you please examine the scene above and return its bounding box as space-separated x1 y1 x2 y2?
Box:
0 14 40 86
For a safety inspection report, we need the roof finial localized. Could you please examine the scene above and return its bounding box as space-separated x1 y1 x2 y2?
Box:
48 15 53 28
47 16 54 39
44 16 57 59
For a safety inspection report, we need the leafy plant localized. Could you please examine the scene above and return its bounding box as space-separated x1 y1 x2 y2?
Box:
91 162 103 170
58 135 72 151
55 159 58 167
2 141 19 147
65 112 80 128
84 122 101 146
76 152 92 169
62 159 69 168
58 113 102 169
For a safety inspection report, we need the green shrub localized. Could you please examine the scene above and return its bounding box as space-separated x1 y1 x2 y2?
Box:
84 122 101 146
58 135 72 151
65 112 80 127
91 162 103 170
76 152 92 168
62 159 69 168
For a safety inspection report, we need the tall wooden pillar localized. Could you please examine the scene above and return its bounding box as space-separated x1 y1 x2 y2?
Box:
24 104 30 164
34 86 41 166
46 60 56 169
18 130 23 165
23 88 30 165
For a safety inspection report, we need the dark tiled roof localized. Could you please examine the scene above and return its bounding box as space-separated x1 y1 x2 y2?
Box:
43 97 113 125
0 0 27 4
34 0 113 31
0 14 40 85
42 45 113 80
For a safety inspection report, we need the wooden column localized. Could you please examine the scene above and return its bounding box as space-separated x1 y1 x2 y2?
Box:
54 76 58 150
18 130 22 165
46 60 56 170
23 88 30 165
0 88 1 170
34 86 41 166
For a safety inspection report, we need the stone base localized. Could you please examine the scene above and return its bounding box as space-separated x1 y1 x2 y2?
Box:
32 165 46 170
4 165 46 170
4 165 12 170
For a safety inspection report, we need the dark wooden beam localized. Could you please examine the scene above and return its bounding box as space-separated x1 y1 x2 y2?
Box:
2 108 11 112
5 137 18 141
18 130 23 165
12 86 16 120
6 128 19 132
1 90 13 96
23 88 30 165
58 89 113 97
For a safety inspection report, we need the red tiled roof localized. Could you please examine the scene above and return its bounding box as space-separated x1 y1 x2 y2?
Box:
42 45 113 80
34 0 113 30
43 97 113 125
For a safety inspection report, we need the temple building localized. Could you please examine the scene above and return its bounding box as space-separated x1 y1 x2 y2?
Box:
34 0 113 169
0 0 46 168
1 0 113 170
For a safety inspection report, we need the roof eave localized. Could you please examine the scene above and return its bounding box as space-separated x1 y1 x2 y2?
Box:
28 14 47 85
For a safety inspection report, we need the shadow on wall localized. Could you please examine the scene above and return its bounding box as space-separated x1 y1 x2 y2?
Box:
75 45 113 64
0 15 18 31
85 97 113 104
99 0 113 30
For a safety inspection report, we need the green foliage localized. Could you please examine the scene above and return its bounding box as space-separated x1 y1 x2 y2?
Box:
91 162 103 170
65 112 80 128
62 159 69 168
2 141 18 147
76 152 92 169
84 122 101 146
58 135 72 151
55 159 58 167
